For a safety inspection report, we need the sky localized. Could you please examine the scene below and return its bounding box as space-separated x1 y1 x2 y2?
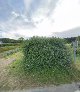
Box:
0 0 80 39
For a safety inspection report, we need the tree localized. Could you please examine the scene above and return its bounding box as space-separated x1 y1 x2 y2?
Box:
77 36 80 41
18 37 24 42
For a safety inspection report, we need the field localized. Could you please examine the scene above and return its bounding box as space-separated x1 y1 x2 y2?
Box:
0 37 80 90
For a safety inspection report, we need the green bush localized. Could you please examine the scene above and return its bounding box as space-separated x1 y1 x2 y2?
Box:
76 47 80 56
23 37 72 72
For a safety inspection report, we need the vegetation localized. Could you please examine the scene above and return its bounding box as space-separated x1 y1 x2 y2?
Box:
0 36 80 90
0 46 19 53
76 47 80 56
10 36 76 85
0 38 23 43
65 37 76 43
0 37 24 47
23 37 72 72
0 43 21 47
1 48 20 58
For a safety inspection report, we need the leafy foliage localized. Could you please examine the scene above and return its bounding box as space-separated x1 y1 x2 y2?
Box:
23 37 72 72
76 47 80 56
65 37 76 43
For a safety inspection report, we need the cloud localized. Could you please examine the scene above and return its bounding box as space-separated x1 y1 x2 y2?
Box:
24 0 59 20
51 0 80 32
23 0 41 19
1 0 80 39
0 0 59 39
36 0 59 17
11 11 19 17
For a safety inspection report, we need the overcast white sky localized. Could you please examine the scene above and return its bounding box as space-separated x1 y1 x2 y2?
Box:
0 0 80 39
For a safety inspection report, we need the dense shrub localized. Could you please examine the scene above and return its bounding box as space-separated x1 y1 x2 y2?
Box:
23 37 72 72
76 47 80 56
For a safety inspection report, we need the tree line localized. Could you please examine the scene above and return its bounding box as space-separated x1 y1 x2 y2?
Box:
0 37 24 43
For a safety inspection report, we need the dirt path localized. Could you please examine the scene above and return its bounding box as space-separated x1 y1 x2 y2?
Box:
0 57 16 76
0 56 16 90
0 58 16 69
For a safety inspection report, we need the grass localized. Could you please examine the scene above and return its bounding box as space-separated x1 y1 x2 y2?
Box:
6 51 23 60
8 52 24 76
75 55 80 70
0 46 20 53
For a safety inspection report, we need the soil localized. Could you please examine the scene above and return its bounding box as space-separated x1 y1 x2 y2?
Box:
0 56 16 90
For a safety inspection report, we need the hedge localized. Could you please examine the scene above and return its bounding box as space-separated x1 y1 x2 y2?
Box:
23 37 72 72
